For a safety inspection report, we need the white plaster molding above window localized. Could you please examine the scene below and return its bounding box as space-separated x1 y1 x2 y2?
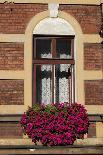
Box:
48 3 59 18
33 17 75 35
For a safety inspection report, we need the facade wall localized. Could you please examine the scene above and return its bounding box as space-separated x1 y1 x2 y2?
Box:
0 122 23 138
60 5 101 34
88 122 96 138
0 43 24 70
0 4 101 34
84 43 103 70
85 80 103 105
0 3 47 34
0 80 24 105
0 0 103 144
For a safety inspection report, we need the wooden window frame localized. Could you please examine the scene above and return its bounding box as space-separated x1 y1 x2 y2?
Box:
32 35 75 105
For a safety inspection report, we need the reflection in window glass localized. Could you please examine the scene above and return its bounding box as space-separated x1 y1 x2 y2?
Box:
56 39 72 59
36 39 52 58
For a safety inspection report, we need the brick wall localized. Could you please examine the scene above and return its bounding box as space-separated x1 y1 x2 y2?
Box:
60 5 101 34
0 4 101 34
0 3 47 34
84 43 103 70
0 122 23 138
0 43 24 70
87 122 96 138
0 80 24 105
85 80 103 105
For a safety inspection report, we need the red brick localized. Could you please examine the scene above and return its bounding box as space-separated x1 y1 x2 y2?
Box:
0 3 47 34
0 80 24 105
60 5 101 34
85 80 103 105
84 43 103 70
0 4 101 34
0 43 24 70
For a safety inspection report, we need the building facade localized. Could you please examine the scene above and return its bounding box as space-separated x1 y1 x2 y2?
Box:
0 0 103 146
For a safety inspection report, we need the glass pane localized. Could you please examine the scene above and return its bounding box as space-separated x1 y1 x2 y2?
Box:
55 64 71 103
36 65 52 105
35 64 74 105
56 39 72 59
36 39 52 58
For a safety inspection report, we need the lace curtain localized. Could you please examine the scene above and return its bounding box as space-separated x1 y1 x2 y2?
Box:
41 53 52 104
41 53 71 104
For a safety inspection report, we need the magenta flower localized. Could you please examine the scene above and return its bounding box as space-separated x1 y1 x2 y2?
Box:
20 103 89 146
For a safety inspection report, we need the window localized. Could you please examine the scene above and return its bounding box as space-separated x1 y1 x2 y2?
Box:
33 35 75 105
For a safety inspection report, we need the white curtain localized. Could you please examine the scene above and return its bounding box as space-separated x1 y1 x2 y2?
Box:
41 53 52 105
41 53 70 104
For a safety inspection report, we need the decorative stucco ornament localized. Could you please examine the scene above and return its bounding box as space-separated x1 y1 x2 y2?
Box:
48 3 59 18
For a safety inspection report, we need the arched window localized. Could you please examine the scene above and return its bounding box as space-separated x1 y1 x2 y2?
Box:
32 18 75 105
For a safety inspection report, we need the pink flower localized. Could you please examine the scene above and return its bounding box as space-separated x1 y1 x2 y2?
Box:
20 102 89 146
65 132 71 137
26 123 33 133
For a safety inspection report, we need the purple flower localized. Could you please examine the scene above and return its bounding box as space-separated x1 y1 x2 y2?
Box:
26 123 33 133
20 102 89 146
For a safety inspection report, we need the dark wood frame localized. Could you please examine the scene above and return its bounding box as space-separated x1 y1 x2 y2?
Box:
32 35 75 105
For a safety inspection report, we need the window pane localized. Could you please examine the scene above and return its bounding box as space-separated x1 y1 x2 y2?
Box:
35 65 52 105
56 39 72 59
55 64 72 103
34 64 74 104
36 39 52 58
